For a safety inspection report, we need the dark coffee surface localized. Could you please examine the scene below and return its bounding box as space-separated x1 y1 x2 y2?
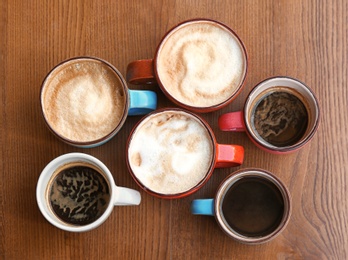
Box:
48 164 110 226
222 177 284 237
252 91 308 147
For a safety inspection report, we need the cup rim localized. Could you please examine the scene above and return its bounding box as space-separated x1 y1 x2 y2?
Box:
153 18 248 113
243 76 320 153
36 153 116 232
214 168 292 244
40 56 129 147
125 108 217 199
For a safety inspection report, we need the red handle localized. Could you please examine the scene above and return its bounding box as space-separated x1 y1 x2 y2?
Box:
215 144 244 168
218 111 246 132
126 59 157 85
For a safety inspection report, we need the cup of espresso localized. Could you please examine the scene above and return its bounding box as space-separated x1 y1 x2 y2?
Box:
191 168 291 244
36 153 141 232
126 108 245 199
218 76 320 154
40 56 157 148
126 19 248 113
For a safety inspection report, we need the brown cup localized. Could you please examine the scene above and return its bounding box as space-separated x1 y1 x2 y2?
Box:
191 168 291 244
219 76 320 154
40 56 157 148
126 108 245 199
126 19 248 113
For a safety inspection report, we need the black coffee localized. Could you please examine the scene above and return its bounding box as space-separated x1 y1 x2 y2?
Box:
222 177 284 237
48 163 110 226
252 91 308 147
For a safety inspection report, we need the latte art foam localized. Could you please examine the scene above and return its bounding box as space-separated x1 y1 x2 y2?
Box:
41 59 126 143
157 21 246 107
128 110 214 195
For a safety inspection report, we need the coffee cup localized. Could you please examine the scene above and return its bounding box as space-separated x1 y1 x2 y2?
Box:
191 168 291 244
40 56 157 148
126 108 245 199
126 19 248 113
218 76 320 154
36 153 141 232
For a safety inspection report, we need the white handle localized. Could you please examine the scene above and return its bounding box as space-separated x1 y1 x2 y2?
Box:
114 186 141 206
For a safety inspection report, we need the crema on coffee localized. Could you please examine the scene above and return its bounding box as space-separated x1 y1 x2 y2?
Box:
252 90 309 147
128 110 214 195
41 58 127 143
47 162 111 226
156 20 246 108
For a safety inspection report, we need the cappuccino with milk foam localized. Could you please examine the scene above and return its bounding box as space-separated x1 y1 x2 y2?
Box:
41 58 126 143
156 20 246 108
128 110 214 195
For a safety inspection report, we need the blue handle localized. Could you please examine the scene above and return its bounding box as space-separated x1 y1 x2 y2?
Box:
128 90 157 116
191 199 215 216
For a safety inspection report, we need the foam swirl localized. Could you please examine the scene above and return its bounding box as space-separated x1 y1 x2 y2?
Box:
42 59 126 143
157 21 246 107
128 110 214 195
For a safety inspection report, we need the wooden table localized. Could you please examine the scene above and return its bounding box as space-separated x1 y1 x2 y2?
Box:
1 0 347 259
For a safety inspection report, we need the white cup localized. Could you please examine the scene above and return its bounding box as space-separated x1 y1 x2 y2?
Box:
36 153 141 232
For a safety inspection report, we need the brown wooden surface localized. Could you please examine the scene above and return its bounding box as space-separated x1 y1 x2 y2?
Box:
1 0 347 259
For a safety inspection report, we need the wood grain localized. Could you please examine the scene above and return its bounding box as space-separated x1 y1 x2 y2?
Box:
1 0 347 259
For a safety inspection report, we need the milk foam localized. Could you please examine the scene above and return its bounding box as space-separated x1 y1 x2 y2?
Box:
128 110 214 194
157 21 246 107
42 59 126 143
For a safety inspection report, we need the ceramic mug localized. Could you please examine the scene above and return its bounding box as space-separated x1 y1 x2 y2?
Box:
126 18 248 113
219 76 320 154
126 108 245 199
40 56 157 148
36 153 141 232
191 168 291 244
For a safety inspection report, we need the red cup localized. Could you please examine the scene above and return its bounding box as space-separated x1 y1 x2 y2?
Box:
127 19 248 113
219 76 320 154
126 108 244 199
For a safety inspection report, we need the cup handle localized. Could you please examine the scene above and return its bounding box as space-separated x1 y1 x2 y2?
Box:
114 186 141 206
191 199 215 215
126 59 157 85
218 111 246 132
128 90 157 116
215 144 244 168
